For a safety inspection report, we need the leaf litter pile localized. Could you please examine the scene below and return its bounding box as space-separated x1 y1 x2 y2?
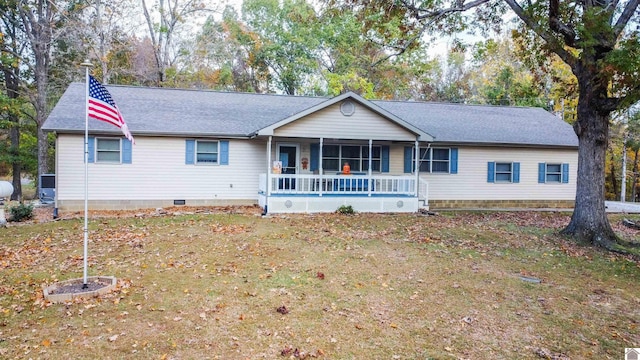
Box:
1 207 639 359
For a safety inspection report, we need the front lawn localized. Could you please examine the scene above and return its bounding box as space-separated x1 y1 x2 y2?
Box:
1 208 638 359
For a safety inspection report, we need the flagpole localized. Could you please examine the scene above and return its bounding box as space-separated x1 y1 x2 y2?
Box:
81 60 93 288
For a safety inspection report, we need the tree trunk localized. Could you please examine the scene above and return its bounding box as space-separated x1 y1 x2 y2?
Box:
4 65 22 201
19 0 52 198
561 85 618 248
9 120 21 202
608 147 618 199
632 149 639 202
35 61 50 195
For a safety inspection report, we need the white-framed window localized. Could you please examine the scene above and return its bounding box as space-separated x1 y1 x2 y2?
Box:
322 145 381 172
96 138 121 163
538 162 569 183
414 148 451 173
495 162 513 182
488 161 519 183
196 140 219 164
545 163 562 183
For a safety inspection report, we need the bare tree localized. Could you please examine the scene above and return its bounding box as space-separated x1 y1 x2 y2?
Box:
140 0 211 85
17 0 57 188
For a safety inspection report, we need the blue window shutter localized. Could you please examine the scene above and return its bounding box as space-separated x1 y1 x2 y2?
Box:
513 162 520 183
450 148 458 174
404 147 412 173
87 137 95 163
310 144 319 171
220 140 229 165
562 163 569 183
122 139 132 164
487 162 495 183
185 140 195 164
538 163 546 183
382 146 390 172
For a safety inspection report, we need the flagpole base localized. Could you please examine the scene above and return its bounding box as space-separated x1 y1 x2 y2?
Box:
43 276 117 304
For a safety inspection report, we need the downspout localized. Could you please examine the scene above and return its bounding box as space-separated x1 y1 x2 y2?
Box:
368 139 373 197
319 137 324 197
415 139 420 197
265 136 272 214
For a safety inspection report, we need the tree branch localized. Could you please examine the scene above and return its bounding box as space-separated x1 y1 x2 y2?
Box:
378 0 491 68
549 0 576 46
369 17 435 68
400 0 491 20
603 82 640 113
613 0 640 38
503 0 577 67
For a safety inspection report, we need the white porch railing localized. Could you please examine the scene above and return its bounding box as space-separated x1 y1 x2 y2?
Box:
419 178 429 207
260 174 417 196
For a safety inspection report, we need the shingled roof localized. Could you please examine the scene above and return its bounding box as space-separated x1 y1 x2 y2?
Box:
43 82 578 148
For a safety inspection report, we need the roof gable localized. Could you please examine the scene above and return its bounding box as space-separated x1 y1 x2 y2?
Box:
256 92 433 141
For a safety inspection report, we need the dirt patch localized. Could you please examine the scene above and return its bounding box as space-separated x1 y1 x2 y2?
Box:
27 204 263 224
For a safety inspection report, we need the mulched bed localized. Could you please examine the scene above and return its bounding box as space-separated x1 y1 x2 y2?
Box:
48 278 111 295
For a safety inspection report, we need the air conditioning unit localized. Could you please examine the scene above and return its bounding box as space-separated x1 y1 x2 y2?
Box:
39 174 55 204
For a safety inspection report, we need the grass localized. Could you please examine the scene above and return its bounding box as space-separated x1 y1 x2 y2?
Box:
0 209 639 359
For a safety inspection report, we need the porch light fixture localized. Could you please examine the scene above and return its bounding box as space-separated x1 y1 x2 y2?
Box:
340 100 355 116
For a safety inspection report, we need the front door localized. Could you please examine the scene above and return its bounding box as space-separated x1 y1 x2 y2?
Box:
277 144 298 189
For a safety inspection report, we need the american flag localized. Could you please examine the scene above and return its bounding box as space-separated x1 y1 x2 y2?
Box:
88 75 134 144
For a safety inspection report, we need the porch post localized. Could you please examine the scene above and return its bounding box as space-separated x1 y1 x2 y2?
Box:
414 139 420 196
267 136 272 197
368 139 373 197
319 137 323 197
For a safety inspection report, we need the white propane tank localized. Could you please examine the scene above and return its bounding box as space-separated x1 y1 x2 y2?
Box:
0 181 14 226
0 181 13 199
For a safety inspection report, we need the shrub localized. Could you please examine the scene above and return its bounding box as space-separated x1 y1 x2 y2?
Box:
9 203 34 222
336 205 355 215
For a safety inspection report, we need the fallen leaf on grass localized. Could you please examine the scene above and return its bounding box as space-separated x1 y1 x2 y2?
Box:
280 346 294 356
533 347 570 359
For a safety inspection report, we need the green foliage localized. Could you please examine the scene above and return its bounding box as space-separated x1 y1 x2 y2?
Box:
8 203 33 222
336 205 355 215
469 36 551 108
242 0 320 95
325 71 375 98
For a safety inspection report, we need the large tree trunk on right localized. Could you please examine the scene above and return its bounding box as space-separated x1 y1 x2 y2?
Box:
561 81 618 248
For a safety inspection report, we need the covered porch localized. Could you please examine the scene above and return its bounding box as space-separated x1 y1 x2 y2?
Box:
258 172 428 213
255 92 433 214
